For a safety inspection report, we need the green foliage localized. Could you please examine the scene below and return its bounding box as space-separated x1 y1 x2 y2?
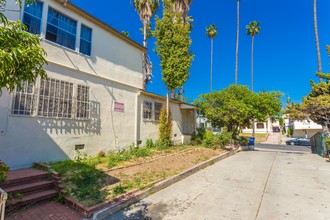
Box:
287 127 293 136
206 24 218 39
324 137 330 150
153 0 193 92
202 130 232 149
196 85 282 136
202 130 216 148
145 138 155 148
158 106 172 148
191 127 205 145
217 130 232 148
246 21 261 37
74 150 88 162
51 160 106 206
285 45 330 133
0 160 9 182
107 146 151 168
0 19 47 94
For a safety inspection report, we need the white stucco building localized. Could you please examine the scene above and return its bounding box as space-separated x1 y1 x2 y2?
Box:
290 119 323 138
0 0 197 169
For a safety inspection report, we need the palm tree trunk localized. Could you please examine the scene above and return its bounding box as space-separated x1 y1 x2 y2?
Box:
143 25 147 48
210 38 213 91
313 0 322 83
235 0 240 85
251 36 254 92
251 35 255 138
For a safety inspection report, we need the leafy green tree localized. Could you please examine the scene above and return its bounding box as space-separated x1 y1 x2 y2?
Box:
0 0 47 94
246 21 261 92
153 0 193 98
196 85 282 138
313 0 323 82
285 46 330 135
235 0 240 85
158 106 173 148
132 0 159 90
206 24 218 91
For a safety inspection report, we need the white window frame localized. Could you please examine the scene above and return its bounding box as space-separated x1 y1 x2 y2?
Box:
11 81 35 116
143 101 152 121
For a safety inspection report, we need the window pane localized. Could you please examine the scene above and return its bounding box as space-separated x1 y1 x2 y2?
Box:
38 78 73 118
80 24 92 55
143 101 152 120
76 85 90 119
23 1 43 35
154 102 162 121
46 8 77 50
11 81 35 116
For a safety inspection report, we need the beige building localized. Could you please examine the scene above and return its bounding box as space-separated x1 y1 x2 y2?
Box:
0 0 197 169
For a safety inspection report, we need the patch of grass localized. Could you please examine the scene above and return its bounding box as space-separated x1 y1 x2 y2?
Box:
50 160 107 206
239 133 268 143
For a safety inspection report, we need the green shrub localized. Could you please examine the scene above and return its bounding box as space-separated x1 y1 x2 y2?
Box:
0 161 9 182
145 138 155 148
158 106 172 148
287 128 293 136
217 130 232 148
130 146 151 158
202 131 217 148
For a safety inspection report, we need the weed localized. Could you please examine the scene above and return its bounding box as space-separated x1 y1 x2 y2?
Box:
145 138 155 148
113 184 126 196
16 193 24 199
74 150 88 162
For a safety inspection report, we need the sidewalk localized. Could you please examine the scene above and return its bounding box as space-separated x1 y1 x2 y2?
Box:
5 201 82 220
261 132 282 144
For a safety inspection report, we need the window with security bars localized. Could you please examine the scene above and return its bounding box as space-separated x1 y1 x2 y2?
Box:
154 102 162 121
143 101 152 120
11 81 35 115
76 85 90 119
38 78 73 118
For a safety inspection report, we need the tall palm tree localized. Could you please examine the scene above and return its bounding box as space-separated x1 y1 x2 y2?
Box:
132 0 159 47
246 21 261 138
314 0 322 82
171 0 192 23
246 21 261 92
206 24 218 92
132 0 159 90
235 0 240 85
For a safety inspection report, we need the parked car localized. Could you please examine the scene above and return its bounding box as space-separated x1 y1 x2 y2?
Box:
286 138 311 146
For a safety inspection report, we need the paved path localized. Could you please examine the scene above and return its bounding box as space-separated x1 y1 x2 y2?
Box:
107 144 330 220
5 201 82 220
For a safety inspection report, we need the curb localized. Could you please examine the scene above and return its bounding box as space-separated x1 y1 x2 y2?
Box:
91 148 239 220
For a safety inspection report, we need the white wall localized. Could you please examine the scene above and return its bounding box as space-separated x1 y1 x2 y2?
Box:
0 64 140 169
1 0 146 169
138 94 196 146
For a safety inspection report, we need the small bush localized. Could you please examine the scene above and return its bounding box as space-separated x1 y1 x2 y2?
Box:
130 146 151 158
0 161 10 182
158 106 172 148
202 131 217 148
217 130 232 148
287 128 293 136
74 150 88 162
145 138 155 148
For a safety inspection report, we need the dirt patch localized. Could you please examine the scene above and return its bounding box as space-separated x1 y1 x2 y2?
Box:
101 147 224 196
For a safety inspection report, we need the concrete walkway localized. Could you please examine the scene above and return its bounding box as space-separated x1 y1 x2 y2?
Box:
107 145 330 220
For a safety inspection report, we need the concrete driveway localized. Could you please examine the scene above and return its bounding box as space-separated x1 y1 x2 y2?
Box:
106 144 330 220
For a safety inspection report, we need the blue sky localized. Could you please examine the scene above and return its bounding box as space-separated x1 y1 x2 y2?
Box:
71 0 330 104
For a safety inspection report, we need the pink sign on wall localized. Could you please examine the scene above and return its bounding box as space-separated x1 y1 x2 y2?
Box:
114 102 125 112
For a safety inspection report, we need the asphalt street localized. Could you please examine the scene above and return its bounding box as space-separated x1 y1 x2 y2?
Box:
106 144 330 220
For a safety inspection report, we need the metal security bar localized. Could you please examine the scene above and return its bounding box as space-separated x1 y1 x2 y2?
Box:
0 188 7 220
